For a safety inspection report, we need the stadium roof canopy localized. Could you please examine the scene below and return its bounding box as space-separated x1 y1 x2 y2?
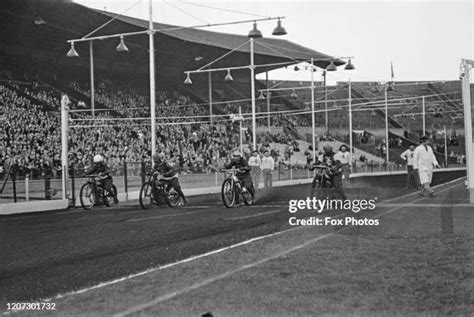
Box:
97 9 344 70
0 0 344 84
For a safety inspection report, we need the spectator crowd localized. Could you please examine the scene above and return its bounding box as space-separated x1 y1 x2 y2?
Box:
1 71 466 182
0 79 293 180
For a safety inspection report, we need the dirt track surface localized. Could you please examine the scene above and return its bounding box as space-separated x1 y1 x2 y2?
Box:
0 172 467 312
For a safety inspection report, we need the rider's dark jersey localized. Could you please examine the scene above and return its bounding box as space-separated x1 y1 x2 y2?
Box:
224 157 251 177
85 163 111 177
153 161 178 178
310 151 342 174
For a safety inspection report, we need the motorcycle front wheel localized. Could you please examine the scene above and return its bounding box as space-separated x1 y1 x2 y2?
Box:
80 183 95 210
221 179 235 208
139 182 154 209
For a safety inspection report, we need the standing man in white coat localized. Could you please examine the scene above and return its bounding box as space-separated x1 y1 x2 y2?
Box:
334 144 351 185
261 150 275 189
414 135 439 197
400 144 419 188
248 150 262 190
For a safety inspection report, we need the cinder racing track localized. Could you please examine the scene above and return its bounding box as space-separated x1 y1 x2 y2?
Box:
0 172 464 306
1 185 309 303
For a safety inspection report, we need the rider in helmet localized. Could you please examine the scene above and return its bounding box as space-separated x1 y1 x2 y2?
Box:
85 154 119 204
309 144 346 199
224 150 255 204
152 152 188 205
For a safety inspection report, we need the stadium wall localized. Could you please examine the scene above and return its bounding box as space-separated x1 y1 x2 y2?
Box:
0 199 69 215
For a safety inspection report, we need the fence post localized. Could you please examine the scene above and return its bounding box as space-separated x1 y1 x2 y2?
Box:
123 161 128 201
290 164 293 180
215 172 218 187
70 163 75 207
25 175 29 201
12 172 17 203
278 162 281 181
140 160 146 186
44 173 51 200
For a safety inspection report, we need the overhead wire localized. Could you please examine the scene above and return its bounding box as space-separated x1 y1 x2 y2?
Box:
177 1 270 19
82 0 142 39
196 40 250 71
67 90 462 118
162 0 210 25
69 95 464 128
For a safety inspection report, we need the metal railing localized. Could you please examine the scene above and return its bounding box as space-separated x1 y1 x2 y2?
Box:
1 160 464 205
0 172 62 203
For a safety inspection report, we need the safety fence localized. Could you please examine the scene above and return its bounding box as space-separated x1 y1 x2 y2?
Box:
0 160 464 205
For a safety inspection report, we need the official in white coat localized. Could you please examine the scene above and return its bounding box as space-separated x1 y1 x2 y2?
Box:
334 144 351 184
400 144 419 188
413 135 439 197
248 150 262 190
261 150 275 189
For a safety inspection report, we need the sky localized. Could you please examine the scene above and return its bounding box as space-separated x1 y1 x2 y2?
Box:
74 0 473 84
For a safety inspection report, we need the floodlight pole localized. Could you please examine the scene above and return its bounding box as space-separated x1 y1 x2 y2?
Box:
444 125 448 167
149 0 156 159
266 71 271 132
209 72 213 125
385 86 390 163
323 70 328 136
250 37 257 151
422 95 426 133
60 95 70 201
89 42 95 117
348 78 353 172
239 106 243 153
266 91 271 133
310 57 316 162
460 58 474 203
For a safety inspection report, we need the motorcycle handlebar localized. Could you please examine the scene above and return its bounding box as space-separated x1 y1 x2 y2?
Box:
311 165 330 170
220 168 244 173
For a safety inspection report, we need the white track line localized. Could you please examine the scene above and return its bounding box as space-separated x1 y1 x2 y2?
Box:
374 180 463 218
3 177 464 317
377 177 463 206
125 209 212 222
36 228 300 304
381 203 470 208
112 231 347 317
112 179 466 316
225 210 281 221
248 204 284 208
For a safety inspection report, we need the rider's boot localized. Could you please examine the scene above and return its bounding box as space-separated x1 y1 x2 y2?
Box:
110 188 119 204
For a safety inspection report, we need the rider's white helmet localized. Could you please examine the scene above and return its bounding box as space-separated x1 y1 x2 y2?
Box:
93 154 104 163
232 150 242 158
323 144 333 153
153 152 165 163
